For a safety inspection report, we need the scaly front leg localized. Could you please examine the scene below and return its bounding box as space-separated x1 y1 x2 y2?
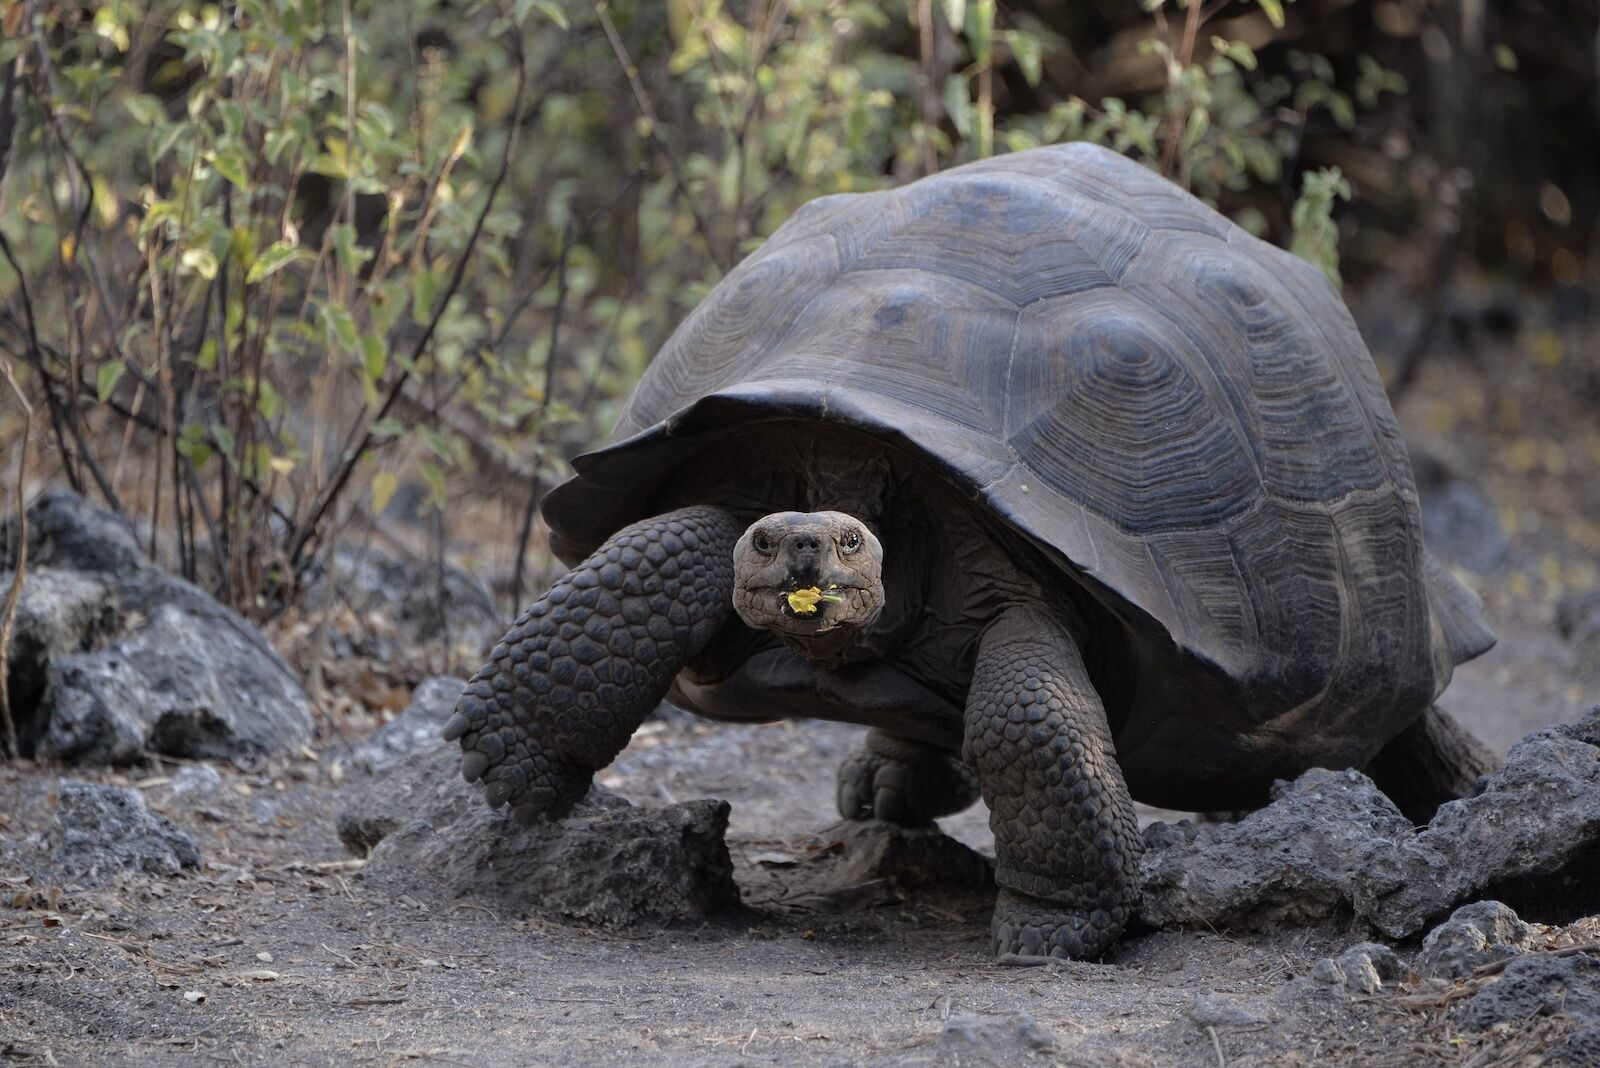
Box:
444 506 743 824
965 604 1142 959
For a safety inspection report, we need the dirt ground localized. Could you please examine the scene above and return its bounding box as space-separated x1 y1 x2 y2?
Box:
2 306 1597 1066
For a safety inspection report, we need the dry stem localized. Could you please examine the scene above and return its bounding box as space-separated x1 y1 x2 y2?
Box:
0 355 32 760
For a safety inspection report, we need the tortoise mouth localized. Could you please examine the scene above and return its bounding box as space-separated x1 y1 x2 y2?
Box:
736 581 880 632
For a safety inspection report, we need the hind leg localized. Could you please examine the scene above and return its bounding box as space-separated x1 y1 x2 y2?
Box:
1364 704 1496 825
836 729 980 827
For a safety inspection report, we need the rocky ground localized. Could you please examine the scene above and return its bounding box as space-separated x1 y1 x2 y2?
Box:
1 301 1598 1066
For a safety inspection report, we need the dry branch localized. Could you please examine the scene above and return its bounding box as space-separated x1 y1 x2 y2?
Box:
285 29 532 581
0 356 31 760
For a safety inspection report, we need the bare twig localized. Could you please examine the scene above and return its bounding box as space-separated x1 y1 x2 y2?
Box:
285 29 531 579
3 339 293 532
341 0 358 299
0 233 122 510
917 0 938 174
508 220 574 611
1158 0 1206 181
0 32 20 197
0 356 31 760
594 0 730 273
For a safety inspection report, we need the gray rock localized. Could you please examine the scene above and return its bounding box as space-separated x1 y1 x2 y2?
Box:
1139 768 1413 931
1372 708 1600 935
49 780 200 883
342 741 738 925
822 819 993 896
340 676 466 776
303 546 500 661
1451 952 1600 1033
3 490 313 765
1418 480 1510 574
1 489 145 574
39 657 149 763
934 1010 1056 1063
1409 442 1509 574
1416 901 1532 980
1140 819 1199 852
1139 708 1600 938
1558 1025 1600 1066
1556 589 1600 650
1186 995 1272 1027
1310 943 1405 995
0 569 117 729
168 764 226 800
38 602 313 764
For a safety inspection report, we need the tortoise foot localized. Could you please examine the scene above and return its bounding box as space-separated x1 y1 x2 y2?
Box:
990 888 1127 961
836 730 980 826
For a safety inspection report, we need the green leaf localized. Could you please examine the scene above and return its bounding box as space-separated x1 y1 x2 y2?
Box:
211 149 250 190
421 427 453 462
1257 0 1285 29
1213 36 1257 70
515 0 568 28
255 379 282 422
1329 92 1356 130
152 122 188 164
331 224 371 277
941 75 974 140
323 303 359 351
370 417 405 439
175 437 213 467
420 460 448 509
97 360 126 403
940 0 966 32
180 247 220 281
410 268 440 325
123 94 166 126
362 334 387 381
219 101 246 141
371 471 399 514
245 241 307 284
965 0 995 64
1005 30 1043 87
1289 166 1351 287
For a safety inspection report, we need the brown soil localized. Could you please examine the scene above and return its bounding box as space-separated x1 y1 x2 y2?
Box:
2 306 1597 1067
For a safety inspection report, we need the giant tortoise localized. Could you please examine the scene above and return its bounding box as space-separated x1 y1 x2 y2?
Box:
444 143 1496 960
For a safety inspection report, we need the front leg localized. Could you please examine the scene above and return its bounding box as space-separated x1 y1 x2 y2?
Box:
965 605 1142 960
443 506 743 824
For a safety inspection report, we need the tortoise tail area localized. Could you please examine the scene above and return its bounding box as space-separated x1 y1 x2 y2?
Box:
1422 548 1496 698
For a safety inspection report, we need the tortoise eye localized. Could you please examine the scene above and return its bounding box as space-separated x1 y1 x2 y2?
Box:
841 530 862 553
752 531 774 554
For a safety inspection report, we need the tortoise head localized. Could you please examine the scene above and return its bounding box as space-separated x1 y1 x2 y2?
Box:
732 511 885 662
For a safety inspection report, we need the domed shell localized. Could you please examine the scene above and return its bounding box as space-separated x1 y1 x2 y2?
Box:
545 143 1492 718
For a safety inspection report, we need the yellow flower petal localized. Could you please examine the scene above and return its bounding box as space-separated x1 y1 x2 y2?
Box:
785 587 824 615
